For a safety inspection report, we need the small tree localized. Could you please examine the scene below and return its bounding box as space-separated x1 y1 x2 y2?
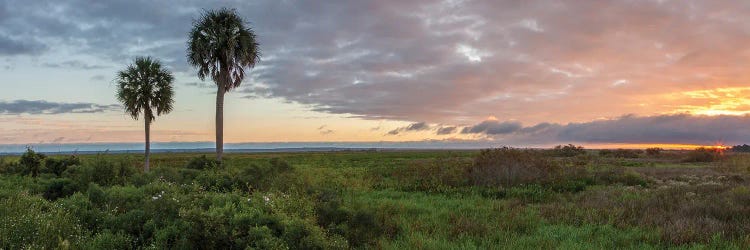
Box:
116 57 175 172
19 147 45 178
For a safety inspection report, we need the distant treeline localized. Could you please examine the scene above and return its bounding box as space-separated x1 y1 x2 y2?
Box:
731 144 750 152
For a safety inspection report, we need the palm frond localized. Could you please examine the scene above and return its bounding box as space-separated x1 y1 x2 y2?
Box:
115 56 175 122
187 8 261 92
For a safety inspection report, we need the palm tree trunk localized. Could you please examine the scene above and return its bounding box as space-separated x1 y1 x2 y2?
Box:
216 84 225 162
145 117 151 172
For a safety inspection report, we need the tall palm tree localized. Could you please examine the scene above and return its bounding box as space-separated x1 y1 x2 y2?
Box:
187 8 260 162
116 57 175 172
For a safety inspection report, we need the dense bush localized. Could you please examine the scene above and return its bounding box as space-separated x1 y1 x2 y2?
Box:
42 178 78 200
550 144 586 157
19 148 46 177
470 147 577 187
600 149 642 158
63 157 136 189
683 147 723 162
186 155 220 170
315 189 399 247
645 147 664 156
44 155 81 176
390 157 470 192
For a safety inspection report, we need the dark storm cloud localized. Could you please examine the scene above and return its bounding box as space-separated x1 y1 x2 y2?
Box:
464 114 750 146
4 0 750 126
0 100 119 115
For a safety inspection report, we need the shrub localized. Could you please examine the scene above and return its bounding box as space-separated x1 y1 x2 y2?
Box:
315 191 398 247
19 148 45 177
550 144 586 157
645 147 663 156
65 157 136 187
469 147 562 187
82 231 133 250
600 149 642 158
391 157 470 192
42 178 77 201
44 155 81 177
684 147 723 162
235 158 295 191
613 149 642 158
186 155 220 170
0 160 24 175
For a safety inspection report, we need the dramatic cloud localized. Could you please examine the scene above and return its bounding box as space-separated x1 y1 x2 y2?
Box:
0 100 119 115
4 0 750 147
463 114 750 146
4 0 750 125
388 122 430 135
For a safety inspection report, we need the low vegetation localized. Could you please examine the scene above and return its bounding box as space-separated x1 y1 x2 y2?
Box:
1 146 749 248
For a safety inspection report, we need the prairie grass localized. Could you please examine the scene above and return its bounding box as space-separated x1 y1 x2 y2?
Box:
1 149 749 248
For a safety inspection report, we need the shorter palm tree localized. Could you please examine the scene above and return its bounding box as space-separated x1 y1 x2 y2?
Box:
116 57 174 172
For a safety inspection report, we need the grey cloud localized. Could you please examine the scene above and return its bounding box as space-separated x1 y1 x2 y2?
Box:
436 126 457 135
461 120 522 135
90 75 107 81
387 122 430 135
42 60 108 70
0 35 46 55
184 82 214 89
0 100 120 115
317 125 334 135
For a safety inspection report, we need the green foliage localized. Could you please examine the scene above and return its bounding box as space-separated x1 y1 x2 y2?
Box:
19 148 45 177
2 150 750 248
315 189 400 247
599 148 643 158
471 147 571 187
64 157 136 187
390 157 470 192
116 57 175 121
42 178 78 200
82 231 132 250
551 144 586 157
185 154 220 169
684 147 723 162
187 8 260 89
44 155 81 176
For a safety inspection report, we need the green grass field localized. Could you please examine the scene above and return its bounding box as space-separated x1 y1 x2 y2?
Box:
1 148 750 249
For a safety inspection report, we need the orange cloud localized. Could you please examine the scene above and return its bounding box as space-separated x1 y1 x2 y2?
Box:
666 87 750 116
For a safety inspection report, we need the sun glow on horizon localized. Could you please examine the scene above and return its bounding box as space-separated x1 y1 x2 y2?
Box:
667 87 750 116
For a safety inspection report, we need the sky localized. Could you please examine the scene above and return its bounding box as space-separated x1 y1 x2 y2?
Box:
2 0 750 149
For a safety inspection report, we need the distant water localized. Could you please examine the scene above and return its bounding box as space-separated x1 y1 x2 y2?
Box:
0 141 501 155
